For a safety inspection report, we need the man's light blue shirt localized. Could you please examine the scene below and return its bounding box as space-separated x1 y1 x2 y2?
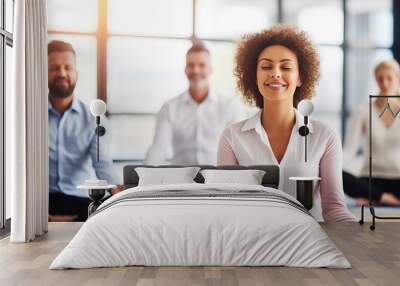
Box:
48 98 117 198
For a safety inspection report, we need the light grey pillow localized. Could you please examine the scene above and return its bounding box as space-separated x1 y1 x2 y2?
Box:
135 167 201 186
200 169 266 185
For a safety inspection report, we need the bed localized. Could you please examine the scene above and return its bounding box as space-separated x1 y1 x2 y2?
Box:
50 165 350 269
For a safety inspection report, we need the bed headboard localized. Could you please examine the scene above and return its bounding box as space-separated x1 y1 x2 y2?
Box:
123 165 280 189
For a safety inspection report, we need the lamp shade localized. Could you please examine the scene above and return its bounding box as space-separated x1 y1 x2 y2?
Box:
298 99 314 116
90 99 107 116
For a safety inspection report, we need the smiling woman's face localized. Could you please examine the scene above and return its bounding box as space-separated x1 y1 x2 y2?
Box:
375 66 400 95
256 45 302 104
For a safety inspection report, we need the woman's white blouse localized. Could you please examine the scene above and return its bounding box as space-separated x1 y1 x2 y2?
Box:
343 102 400 179
218 109 356 223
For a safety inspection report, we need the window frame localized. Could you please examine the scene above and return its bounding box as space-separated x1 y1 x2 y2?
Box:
0 0 14 234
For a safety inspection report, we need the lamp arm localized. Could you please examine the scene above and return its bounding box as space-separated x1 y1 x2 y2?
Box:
305 116 308 162
96 118 100 162
305 133 307 162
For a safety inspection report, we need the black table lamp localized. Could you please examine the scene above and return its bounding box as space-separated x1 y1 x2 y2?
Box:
77 99 115 216
90 99 107 162
298 99 314 163
291 99 319 210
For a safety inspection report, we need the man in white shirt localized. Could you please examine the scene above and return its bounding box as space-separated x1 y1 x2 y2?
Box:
145 43 245 165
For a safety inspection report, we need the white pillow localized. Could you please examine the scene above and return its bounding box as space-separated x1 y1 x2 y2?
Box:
200 169 266 185
135 167 201 186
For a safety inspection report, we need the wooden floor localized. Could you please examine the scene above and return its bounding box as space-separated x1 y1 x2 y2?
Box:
1 222 400 286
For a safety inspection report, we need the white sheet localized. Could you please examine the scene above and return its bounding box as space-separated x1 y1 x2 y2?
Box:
50 183 351 269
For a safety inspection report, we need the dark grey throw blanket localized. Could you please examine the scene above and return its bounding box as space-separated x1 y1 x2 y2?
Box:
90 189 311 218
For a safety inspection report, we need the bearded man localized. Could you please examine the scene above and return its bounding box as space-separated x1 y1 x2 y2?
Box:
47 40 117 222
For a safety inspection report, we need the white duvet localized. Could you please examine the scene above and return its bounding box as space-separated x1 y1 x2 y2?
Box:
50 183 351 269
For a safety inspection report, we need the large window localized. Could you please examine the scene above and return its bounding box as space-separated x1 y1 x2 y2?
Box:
1 0 14 231
346 0 393 110
47 0 394 180
284 0 344 132
47 0 279 182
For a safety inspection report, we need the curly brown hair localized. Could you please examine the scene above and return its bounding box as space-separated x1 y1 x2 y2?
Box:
235 25 320 108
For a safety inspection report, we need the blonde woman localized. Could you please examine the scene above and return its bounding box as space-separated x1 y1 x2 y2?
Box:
343 59 400 206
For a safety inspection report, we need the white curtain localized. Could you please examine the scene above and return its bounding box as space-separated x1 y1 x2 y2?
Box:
8 0 48 242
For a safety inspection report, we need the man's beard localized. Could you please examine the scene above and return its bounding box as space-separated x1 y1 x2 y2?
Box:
188 76 208 90
48 78 76 98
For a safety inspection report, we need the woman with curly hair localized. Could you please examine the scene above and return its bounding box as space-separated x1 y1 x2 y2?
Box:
217 25 356 223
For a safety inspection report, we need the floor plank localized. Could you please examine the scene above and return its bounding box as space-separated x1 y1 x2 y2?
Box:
0 222 399 286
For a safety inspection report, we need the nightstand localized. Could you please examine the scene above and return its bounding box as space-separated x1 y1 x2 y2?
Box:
289 176 320 210
77 180 116 216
